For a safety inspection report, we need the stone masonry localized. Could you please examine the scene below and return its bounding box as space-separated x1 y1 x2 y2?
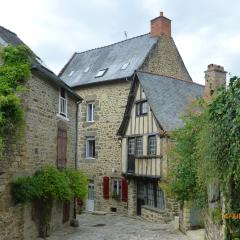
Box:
0 73 79 240
75 34 191 216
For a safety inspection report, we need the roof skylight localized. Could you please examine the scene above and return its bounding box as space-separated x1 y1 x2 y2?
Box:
121 62 130 70
84 66 90 73
95 68 108 78
68 70 74 77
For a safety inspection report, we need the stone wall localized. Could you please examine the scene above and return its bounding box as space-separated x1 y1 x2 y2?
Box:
140 35 192 82
141 194 179 224
205 216 224 240
75 35 192 217
76 80 130 214
0 74 78 239
127 180 137 216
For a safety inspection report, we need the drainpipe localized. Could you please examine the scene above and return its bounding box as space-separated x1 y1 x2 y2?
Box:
71 100 81 227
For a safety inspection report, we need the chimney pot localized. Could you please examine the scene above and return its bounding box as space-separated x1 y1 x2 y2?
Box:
150 12 171 37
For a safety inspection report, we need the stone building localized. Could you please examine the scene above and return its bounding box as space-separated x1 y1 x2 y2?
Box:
0 27 82 239
117 71 204 222
59 12 192 215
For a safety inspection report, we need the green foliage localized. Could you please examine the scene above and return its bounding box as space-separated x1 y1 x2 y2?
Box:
11 176 36 204
168 100 208 207
168 76 240 238
33 166 72 202
0 44 32 150
11 166 88 204
211 206 223 225
64 168 88 200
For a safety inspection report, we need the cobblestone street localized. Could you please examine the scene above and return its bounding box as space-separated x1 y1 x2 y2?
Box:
45 213 188 240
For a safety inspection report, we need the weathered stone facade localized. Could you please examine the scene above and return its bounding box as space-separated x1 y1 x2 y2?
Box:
73 33 192 217
140 35 192 82
205 216 224 240
76 80 130 214
0 73 79 239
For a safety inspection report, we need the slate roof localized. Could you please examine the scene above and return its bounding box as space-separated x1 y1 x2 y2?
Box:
0 26 82 100
118 72 204 135
137 72 204 131
59 34 159 87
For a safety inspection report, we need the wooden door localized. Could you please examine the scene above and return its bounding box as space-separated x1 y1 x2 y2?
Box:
62 201 70 223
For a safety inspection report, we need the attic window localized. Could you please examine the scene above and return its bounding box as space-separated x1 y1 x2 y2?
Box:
95 68 108 78
68 71 74 77
121 62 130 70
84 67 90 73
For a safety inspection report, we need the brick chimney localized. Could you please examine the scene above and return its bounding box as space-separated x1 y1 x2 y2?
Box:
204 64 227 98
150 12 171 37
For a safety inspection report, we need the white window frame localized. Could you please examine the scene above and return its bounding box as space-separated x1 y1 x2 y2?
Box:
59 88 68 118
86 102 95 122
111 178 122 197
86 137 95 159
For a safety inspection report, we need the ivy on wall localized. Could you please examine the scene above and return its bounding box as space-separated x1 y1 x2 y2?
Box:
0 44 32 152
168 76 240 239
11 166 88 237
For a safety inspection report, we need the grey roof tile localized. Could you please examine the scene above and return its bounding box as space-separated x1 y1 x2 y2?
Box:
60 34 159 87
137 72 204 131
0 26 24 46
0 26 81 100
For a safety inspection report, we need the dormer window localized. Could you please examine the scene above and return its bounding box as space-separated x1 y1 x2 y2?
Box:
136 100 148 116
95 68 108 78
59 87 67 117
121 62 130 70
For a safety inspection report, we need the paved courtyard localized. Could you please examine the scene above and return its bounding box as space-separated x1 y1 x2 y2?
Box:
45 213 189 240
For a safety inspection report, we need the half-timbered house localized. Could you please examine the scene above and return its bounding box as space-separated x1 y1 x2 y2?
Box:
59 12 193 215
117 71 204 222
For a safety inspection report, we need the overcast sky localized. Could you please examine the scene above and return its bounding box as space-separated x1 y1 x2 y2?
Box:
0 0 239 84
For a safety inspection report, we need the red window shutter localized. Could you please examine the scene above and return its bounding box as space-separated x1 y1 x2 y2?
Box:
103 176 109 199
122 177 128 202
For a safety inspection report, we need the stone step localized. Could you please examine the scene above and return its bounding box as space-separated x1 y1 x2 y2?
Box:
186 229 205 240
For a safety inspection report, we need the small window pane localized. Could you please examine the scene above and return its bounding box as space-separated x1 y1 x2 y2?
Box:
112 179 122 197
156 187 165 210
84 66 90 73
147 183 155 207
136 103 141 116
121 62 130 70
60 88 66 98
141 101 148 114
95 68 108 78
128 138 135 155
135 137 143 156
86 138 95 158
148 136 156 155
87 103 95 122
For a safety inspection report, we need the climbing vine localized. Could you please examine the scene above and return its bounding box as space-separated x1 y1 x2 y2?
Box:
0 44 32 152
168 76 240 239
11 166 88 237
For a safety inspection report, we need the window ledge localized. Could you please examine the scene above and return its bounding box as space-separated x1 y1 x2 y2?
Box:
85 157 96 160
141 205 166 213
57 113 69 121
86 120 95 123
